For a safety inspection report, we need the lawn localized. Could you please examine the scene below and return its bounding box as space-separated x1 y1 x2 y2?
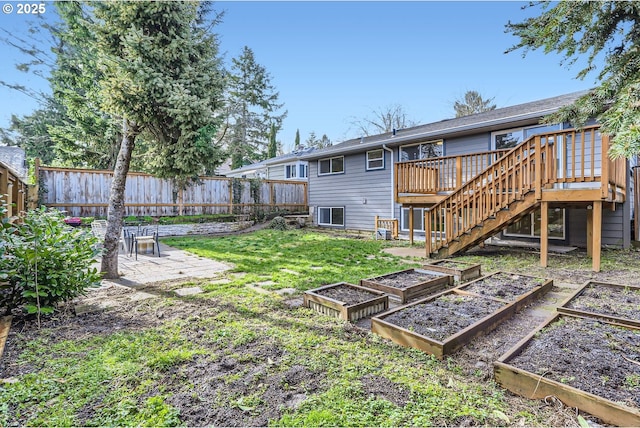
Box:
2 229 639 426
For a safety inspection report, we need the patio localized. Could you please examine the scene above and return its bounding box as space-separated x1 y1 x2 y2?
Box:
93 242 232 287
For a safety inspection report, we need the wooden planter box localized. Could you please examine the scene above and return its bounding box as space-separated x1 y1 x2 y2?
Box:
360 268 453 303
456 271 553 307
558 281 640 328
371 272 552 359
372 289 516 359
422 260 481 283
494 313 640 427
304 282 389 322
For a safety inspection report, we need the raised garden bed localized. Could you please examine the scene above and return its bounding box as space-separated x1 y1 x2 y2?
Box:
372 289 516 359
303 282 389 322
494 313 640 427
422 260 481 283
360 268 453 303
456 271 552 305
558 281 640 328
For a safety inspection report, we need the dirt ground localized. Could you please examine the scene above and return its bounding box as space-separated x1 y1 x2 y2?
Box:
3 244 640 426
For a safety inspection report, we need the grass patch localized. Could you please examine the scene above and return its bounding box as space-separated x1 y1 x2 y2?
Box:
163 229 419 292
7 230 637 426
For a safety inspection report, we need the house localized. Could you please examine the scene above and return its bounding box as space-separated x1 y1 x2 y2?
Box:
301 90 638 272
225 147 315 180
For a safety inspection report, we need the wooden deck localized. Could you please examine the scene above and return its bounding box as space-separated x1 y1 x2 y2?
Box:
394 126 627 272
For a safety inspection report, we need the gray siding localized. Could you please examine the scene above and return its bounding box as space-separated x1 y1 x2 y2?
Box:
309 151 392 231
566 206 627 248
444 133 490 156
267 165 285 180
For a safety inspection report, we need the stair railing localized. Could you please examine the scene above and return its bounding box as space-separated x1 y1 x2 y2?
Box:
425 125 610 256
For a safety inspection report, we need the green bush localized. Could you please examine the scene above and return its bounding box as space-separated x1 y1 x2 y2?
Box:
0 207 102 316
269 216 288 231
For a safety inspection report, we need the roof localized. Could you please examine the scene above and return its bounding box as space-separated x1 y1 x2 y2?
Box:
226 147 316 175
301 90 590 160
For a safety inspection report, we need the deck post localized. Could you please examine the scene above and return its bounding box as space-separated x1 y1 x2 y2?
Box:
586 207 593 257
409 206 414 245
456 156 462 188
540 201 548 267
374 215 379 236
425 210 431 257
601 135 610 200
592 200 602 272
534 136 542 200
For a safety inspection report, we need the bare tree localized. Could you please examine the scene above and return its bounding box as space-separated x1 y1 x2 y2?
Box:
350 104 418 136
454 91 497 117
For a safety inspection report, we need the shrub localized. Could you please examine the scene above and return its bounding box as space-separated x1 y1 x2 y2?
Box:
0 207 102 316
269 216 288 231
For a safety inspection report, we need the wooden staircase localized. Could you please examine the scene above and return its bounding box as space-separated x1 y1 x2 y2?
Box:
425 126 626 258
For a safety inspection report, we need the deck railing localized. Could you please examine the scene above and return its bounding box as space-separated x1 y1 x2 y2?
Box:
425 126 626 255
395 149 509 195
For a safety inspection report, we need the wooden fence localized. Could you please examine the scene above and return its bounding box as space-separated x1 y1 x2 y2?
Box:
0 159 29 219
36 163 308 218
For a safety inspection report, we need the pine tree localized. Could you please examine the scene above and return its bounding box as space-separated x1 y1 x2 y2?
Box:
506 1 640 158
453 91 496 117
226 46 287 168
54 1 226 278
294 129 301 149
267 123 277 158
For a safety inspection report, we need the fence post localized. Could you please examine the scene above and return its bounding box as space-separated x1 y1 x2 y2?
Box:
29 158 40 210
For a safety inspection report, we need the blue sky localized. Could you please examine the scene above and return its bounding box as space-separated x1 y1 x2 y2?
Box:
0 1 595 152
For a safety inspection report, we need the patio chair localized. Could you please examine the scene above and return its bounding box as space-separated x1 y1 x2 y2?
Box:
91 220 129 253
129 228 161 260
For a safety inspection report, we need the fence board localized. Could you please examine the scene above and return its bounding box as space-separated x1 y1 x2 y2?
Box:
38 166 307 218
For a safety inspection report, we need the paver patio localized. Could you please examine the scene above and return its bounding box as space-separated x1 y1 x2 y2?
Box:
93 242 232 287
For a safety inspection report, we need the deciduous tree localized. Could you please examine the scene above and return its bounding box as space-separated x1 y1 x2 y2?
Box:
350 104 417 137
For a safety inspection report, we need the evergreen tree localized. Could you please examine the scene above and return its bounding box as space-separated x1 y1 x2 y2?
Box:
453 91 496 117
226 46 287 168
54 1 226 278
506 1 640 158
294 129 301 149
267 123 277 158
305 132 332 149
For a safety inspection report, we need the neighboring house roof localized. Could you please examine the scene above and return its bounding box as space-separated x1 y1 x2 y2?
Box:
301 90 590 160
225 147 316 176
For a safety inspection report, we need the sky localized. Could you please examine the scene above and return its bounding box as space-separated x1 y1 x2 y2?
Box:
0 1 596 152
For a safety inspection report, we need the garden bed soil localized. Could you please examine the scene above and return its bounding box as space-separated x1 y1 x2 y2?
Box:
494 314 640 427
303 282 388 321
360 269 453 303
457 272 551 303
559 281 640 327
422 260 482 283
372 289 520 359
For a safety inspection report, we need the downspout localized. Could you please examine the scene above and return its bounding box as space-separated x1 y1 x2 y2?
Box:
382 144 394 219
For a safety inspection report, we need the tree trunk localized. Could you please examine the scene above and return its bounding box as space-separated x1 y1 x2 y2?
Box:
101 118 138 279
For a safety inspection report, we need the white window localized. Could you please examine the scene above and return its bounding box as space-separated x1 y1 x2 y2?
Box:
504 208 565 240
318 207 344 226
400 140 443 161
491 124 562 150
318 156 344 175
366 149 384 170
401 207 425 232
285 164 297 179
285 162 308 179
